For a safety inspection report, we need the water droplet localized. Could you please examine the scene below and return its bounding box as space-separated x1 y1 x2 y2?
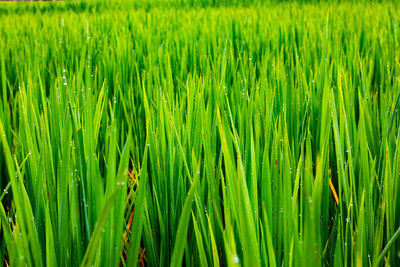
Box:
233 254 240 263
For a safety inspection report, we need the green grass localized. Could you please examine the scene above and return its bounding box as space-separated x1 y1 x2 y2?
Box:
0 0 400 266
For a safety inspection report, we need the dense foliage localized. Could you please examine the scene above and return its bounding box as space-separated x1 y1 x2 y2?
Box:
0 1 399 266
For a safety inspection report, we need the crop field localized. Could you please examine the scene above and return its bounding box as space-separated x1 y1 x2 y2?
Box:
0 0 400 266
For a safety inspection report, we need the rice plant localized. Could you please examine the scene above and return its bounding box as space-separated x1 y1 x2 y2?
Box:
0 0 400 266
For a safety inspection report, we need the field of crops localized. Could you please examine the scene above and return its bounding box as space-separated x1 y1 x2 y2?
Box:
0 0 400 266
